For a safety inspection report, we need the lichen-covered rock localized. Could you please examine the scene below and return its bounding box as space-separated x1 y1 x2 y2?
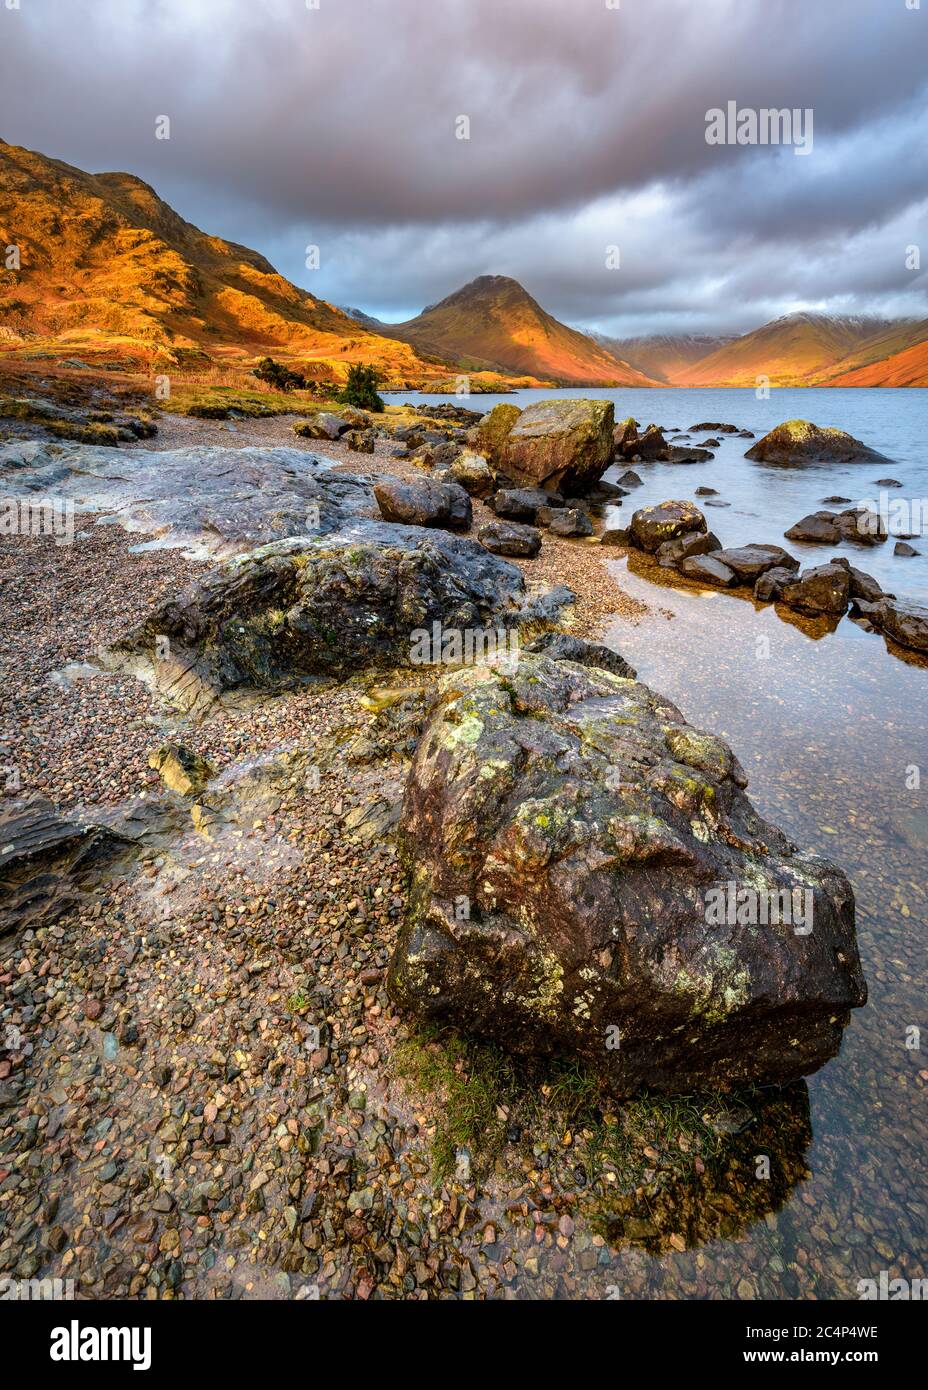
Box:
746 420 890 466
474 403 522 459
388 653 865 1095
449 451 494 497
480 398 615 495
629 500 707 552
108 528 566 712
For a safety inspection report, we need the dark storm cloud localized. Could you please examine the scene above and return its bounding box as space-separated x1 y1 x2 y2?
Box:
1 0 926 333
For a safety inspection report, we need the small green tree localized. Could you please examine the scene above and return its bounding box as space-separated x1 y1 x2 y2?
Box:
338 363 384 412
252 356 306 393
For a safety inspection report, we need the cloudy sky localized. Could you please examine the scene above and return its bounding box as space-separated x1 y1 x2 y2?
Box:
2 0 927 337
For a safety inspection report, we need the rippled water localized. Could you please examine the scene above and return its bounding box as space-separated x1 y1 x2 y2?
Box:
391 386 927 1297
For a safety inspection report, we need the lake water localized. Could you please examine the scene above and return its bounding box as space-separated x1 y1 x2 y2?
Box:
391 386 927 1298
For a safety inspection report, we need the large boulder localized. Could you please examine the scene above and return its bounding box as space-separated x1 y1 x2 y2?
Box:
474 403 522 460
388 654 866 1095
481 398 615 495
108 528 566 712
746 420 890 466
629 500 707 553
374 478 472 531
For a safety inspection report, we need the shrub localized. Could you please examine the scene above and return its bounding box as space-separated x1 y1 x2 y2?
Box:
338 364 384 413
252 356 306 393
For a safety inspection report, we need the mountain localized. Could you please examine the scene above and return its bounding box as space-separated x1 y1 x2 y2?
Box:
593 332 736 384
0 139 432 383
675 312 914 387
375 275 661 386
818 319 928 387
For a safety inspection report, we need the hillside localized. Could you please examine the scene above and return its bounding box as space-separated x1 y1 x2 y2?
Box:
824 335 928 387
376 276 661 386
0 140 433 384
676 313 897 387
595 332 736 384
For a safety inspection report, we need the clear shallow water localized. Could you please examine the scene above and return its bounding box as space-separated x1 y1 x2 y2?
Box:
391 386 928 1296
602 565 927 1298
389 387 928 601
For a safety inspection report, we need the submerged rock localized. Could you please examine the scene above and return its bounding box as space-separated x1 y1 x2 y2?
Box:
746 420 890 466
856 598 928 654
388 653 866 1095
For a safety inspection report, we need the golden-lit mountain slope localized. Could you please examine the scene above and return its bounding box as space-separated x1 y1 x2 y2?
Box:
377 276 661 386
0 139 431 382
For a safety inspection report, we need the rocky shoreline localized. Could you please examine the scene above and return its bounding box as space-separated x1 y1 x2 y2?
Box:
0 394 895 1299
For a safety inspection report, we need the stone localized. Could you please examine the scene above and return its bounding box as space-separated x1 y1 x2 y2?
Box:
492 487 562 522
785 512 840 545
655 531 721 568
374 478 472 531
388 655 866 1095
481 398 615 495
779 563 851 615
711 545 799 582
449 452 494 497
894 541 919 557
548 508 593 538
859 599 928 654
148 743 214 798
753 567 799 603
678 554 737 587
293 412 352 440
629 501 707 553
477 519 542 558
523 632 636 679
110 530 567 710
746 420 890 466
